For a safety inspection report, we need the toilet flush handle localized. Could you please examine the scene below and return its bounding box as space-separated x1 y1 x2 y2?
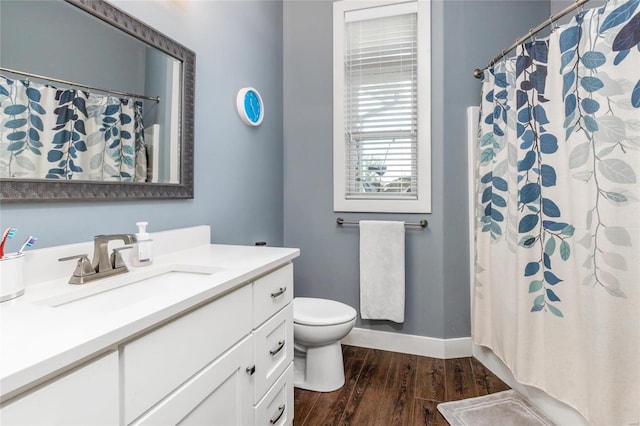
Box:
270 287 287 298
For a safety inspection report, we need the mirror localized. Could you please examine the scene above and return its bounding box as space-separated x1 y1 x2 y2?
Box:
0 0 195 201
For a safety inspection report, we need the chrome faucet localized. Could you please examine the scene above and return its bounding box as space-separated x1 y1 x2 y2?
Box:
92 234 137 273
59 234 137 284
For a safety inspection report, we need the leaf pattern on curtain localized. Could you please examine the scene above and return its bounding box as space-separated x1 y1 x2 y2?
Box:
474 1 639 424
478 47 574 317
560 0 640 298
478 2 639 317
516 40 573 317
0 77 147 181
478 63 514 243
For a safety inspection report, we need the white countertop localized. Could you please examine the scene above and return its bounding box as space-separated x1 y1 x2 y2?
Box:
0 242 299 401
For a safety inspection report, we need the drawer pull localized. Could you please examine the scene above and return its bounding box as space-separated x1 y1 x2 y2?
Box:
246 365 256 375
269 340 286 356
269 404 285 424
270 287 287 298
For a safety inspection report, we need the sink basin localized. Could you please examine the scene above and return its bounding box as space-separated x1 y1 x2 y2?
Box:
37 264 223 312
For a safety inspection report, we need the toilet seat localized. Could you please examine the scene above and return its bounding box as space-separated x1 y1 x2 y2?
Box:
294 297 357 326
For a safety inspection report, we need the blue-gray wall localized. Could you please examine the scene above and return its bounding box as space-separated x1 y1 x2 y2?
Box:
2 0 560 340
283 0 550 339
0 0 146 93
551 0 607 23
0 1 283 249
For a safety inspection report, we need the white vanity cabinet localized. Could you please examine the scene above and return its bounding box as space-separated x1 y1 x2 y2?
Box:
0 351 120 425
123 262 295 426
0 242 297 426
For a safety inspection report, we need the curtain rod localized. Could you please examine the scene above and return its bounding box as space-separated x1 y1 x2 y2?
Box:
0 66 160 102
473 0 591 79
336 217 429 228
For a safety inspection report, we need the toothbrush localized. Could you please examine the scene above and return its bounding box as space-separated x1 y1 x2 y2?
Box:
0 227 18 259
17 236 37 255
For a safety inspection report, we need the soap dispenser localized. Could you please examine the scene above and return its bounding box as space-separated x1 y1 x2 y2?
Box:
132 221 153 266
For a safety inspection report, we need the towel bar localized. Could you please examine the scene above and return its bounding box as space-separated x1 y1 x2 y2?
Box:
336 217 428 228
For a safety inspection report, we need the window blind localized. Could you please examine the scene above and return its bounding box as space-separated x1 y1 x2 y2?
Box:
344 6 417 199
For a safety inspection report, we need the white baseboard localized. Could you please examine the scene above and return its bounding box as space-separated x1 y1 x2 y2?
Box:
341 327 472 359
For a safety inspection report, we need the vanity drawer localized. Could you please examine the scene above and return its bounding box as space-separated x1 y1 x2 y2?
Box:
253 263 293 328
254 303 293 402
123 284 252 424
255 364 294 426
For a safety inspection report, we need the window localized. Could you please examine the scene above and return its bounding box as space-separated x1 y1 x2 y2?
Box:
333 0 431 213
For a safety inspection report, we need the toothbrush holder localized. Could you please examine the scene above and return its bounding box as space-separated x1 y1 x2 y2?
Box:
0 253 25 303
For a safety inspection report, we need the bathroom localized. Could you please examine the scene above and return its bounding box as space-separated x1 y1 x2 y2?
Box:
1 0 638 425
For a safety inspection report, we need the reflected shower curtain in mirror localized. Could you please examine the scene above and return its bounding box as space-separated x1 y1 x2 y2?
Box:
0 77 147 181
472 1 639 424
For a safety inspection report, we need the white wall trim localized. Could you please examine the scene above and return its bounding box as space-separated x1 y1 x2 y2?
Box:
333 0 431 214
341 327 471 359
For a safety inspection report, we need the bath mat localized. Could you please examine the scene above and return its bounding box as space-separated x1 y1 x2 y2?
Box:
437 390 555 426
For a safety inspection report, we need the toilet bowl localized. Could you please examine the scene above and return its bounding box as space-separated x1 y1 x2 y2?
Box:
293 297 357 392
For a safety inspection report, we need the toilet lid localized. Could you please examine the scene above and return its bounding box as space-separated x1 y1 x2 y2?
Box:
294 297 357 326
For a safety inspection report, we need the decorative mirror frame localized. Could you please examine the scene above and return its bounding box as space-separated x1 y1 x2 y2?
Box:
0 0 195 202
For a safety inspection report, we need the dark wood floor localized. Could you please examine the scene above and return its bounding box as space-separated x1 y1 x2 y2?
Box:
294 345 510 426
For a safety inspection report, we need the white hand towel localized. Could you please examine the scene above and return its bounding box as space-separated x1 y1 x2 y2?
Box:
359 220 405 323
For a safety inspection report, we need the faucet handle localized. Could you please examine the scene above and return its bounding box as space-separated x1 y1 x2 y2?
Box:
92 234 137 273
111 246 133 269
59 254 96 284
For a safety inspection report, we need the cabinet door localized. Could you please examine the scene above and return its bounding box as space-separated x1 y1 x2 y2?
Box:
132 335 254 426
0 351 119 426
123 284 252 423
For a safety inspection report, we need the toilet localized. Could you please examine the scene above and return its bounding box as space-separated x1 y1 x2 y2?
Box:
293 297 357 392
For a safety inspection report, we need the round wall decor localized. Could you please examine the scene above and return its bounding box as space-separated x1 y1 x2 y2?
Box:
236 87 264 126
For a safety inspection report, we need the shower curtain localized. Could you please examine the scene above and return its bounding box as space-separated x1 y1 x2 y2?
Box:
472 1 639 424
0 77 147 181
